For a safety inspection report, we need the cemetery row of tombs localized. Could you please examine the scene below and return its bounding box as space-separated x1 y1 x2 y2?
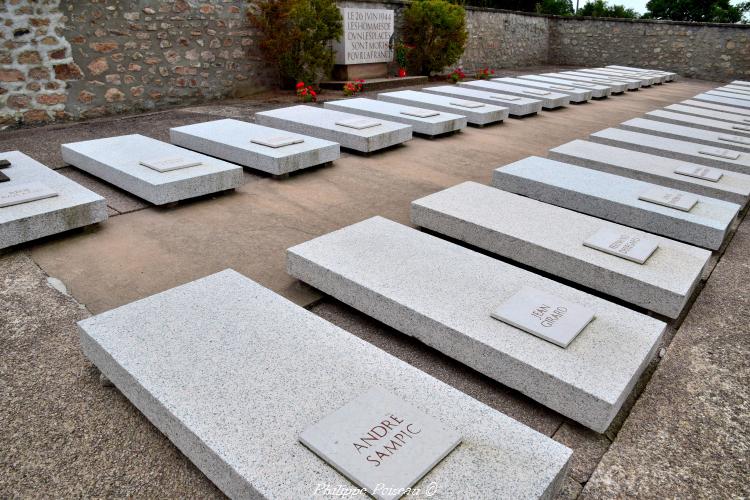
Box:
4 65 750 499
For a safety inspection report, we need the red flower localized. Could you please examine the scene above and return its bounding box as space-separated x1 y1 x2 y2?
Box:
296 81 305 89
310 90 317 96
398 68 407 78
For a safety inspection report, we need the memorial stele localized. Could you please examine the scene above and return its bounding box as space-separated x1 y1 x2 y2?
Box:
332 7 394 80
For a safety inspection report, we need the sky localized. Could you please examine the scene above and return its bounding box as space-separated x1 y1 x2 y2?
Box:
610 0 647 14
578 0 745 16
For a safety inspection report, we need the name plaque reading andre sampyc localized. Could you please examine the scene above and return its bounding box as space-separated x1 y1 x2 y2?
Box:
0 182 58 208
300 386 461 500
638 187 699 212
139 157 202 172
523 89 550 96
251 136 304 148
333 8 394 65
336 118 382 130
674 165 723 182
491 286 595 348
698 147 741 160
583 227 658 264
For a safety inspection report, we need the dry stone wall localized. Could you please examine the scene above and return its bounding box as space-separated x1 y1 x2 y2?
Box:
1 0 76 125
461 8 549 69
1 0 749 126
549 16 750 82
1 0 275 126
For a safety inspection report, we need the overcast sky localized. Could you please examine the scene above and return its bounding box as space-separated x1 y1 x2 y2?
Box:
608 0 648 14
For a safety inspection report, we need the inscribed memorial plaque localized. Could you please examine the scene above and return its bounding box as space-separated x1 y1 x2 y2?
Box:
491 286 595 348
0 182 58 208
336 118 382 130
250 136 304 148
139 157 202 172
674 165 723 182
449 101 484 108
719 135 750 146
698 147 741 160
583 227 658 264
638 187 699 212
300 386 461 500
333 8 394 66
400 109 439 118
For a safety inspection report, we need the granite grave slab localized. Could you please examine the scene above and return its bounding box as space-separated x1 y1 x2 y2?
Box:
419 86 542 117
706 90 750 102
545 73 628 93
576 68 656 86
598 67 667 83
61 134 243 205
647 108 750 133
287 216 666 432
458 80 571 109
79 269 572 499
376 90 509 125
571 69 646 88
691 93 750 111
0 151 108 249
589 127 750 175
606 66 677 81
323 97 466 136
679 99 750 117
411 182 709 318
518 75 611 98
491 77 593 102
169 119 340 176
620 117 750 153
717 86 750 96
255 105 412 153
549 140 750 206
491 156 739 250
599 68 666 84
730 80 750 87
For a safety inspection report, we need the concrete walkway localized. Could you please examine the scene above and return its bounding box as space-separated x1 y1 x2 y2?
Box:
1 73 746 497
582 215 750 498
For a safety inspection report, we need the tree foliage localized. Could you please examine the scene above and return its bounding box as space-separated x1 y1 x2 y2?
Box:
643 0 747 23
248 0 343 87
402 0 468 75
535 0 574 15
578 0 639 18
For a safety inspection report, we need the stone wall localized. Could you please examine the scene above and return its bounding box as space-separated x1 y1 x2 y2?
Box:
1 0 276 126
461 8 549 69
2 0 749 127
0 0 76 125
549 16 750 82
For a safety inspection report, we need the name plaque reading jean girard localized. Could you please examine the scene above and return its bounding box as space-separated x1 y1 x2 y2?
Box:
333 8 394 65
299 387 461 500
